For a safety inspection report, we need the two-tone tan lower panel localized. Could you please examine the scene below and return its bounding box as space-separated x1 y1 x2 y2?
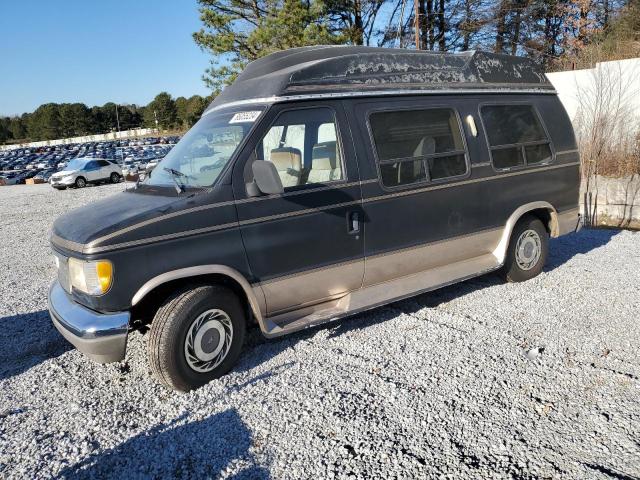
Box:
256 259 364 315
362 227 502 288
262 230 503 338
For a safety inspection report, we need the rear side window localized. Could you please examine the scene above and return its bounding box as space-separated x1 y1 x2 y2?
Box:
369 108 467 188
480 105 553 170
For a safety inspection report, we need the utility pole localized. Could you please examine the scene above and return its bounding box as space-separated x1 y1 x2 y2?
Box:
154 110 159 130
414 0 420 50
115 104 121 133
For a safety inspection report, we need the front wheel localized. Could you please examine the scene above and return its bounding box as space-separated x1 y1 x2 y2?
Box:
75 177 86 188
501 215 549 283
148 285 246 391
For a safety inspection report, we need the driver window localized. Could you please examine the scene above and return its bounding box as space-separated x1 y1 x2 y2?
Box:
257 107 344 189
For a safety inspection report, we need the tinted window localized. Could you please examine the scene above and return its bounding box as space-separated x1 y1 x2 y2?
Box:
525 143 553 165
492 147 525 169
481 105 547 145
257 108 344 188
480 104 553 170
370 108 467 187
97 160 110 167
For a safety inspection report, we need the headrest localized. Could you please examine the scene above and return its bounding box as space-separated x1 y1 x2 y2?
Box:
413 137 436 157
270 147 302 171
311 141 337 170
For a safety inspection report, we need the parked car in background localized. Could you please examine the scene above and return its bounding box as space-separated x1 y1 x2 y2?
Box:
50 158 122 190
144 159 159 172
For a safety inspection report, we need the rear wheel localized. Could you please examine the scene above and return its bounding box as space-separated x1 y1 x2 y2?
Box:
75 177 86 188
110 172 120 183
501 215 549 282
148 285 246 392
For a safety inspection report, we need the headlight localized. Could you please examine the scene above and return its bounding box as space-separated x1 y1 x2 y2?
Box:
68 258 113 295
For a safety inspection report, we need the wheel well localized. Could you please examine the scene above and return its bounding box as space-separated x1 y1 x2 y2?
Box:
130 273 255 330
524 208 558 237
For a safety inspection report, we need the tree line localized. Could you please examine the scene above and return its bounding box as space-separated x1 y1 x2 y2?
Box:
0 92 214 144
193 0 639 89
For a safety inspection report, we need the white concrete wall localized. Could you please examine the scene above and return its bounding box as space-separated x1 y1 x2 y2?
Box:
546 58 640 131
581 175 640 228
0 128 159 151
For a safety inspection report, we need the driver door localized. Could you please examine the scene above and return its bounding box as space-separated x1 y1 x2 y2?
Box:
233 103 365 315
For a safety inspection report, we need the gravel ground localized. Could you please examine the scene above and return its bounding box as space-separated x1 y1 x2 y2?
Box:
0 183 639 479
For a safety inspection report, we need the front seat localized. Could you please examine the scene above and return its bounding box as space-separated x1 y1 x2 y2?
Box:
308 141 341 184
269 147 302 188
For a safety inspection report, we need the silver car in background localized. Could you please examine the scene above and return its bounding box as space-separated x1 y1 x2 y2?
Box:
50 158 123 190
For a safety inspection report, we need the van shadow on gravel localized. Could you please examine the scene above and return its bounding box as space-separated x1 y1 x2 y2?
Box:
0 310 71 382
545 228 619 271
56 409 270 480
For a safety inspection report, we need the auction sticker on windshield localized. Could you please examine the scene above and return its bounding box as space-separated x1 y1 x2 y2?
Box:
229 111 262 123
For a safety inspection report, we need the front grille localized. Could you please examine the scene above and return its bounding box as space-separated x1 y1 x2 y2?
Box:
56 253 71 293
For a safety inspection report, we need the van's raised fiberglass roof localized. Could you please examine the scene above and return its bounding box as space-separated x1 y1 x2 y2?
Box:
205 46 554 114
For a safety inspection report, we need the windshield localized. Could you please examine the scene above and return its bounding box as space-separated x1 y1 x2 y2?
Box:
144 109 263 188
64 159 89 171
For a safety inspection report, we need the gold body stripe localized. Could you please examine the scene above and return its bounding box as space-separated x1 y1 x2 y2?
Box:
51 160 580 254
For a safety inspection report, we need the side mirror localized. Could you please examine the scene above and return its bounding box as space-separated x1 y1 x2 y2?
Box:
249 161 284 196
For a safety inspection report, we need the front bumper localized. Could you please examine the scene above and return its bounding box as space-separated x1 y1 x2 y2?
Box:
50 176 75 186
48 281 129 363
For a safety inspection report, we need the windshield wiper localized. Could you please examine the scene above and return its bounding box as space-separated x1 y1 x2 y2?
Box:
164 167 187 194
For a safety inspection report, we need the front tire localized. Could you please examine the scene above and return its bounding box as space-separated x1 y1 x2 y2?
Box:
148 285 246 392
501 215 549 283
75 177 86 188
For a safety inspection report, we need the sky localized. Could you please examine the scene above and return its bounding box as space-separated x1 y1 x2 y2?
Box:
0 0 212 116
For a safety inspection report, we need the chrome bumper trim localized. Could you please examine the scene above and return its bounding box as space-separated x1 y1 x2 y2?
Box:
48 281 129 363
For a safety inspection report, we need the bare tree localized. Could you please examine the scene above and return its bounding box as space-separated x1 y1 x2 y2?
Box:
574 58 640 226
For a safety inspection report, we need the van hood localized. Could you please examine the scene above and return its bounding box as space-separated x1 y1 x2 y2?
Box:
51 186 235 255
51 169 78 178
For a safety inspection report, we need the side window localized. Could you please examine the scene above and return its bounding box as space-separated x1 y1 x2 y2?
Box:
84 161 97 170
257 108 344 189
369 108 467 188
480 105 553 170
97 160 110 167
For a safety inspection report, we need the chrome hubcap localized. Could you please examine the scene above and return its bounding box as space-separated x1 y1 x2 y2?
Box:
515 229 542 271
184 309 233 373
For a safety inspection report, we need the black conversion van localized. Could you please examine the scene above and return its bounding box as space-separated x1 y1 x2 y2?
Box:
49 46 581 391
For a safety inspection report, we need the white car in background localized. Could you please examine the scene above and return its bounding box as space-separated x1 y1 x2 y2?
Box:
50 158 123 190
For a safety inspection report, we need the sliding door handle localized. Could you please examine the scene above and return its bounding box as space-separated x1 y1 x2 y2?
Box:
347 211 360 235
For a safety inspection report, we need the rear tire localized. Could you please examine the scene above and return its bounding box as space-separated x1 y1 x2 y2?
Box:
75 177 86 188
501 215 549 283
148 285 246 392
110 172 120 183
